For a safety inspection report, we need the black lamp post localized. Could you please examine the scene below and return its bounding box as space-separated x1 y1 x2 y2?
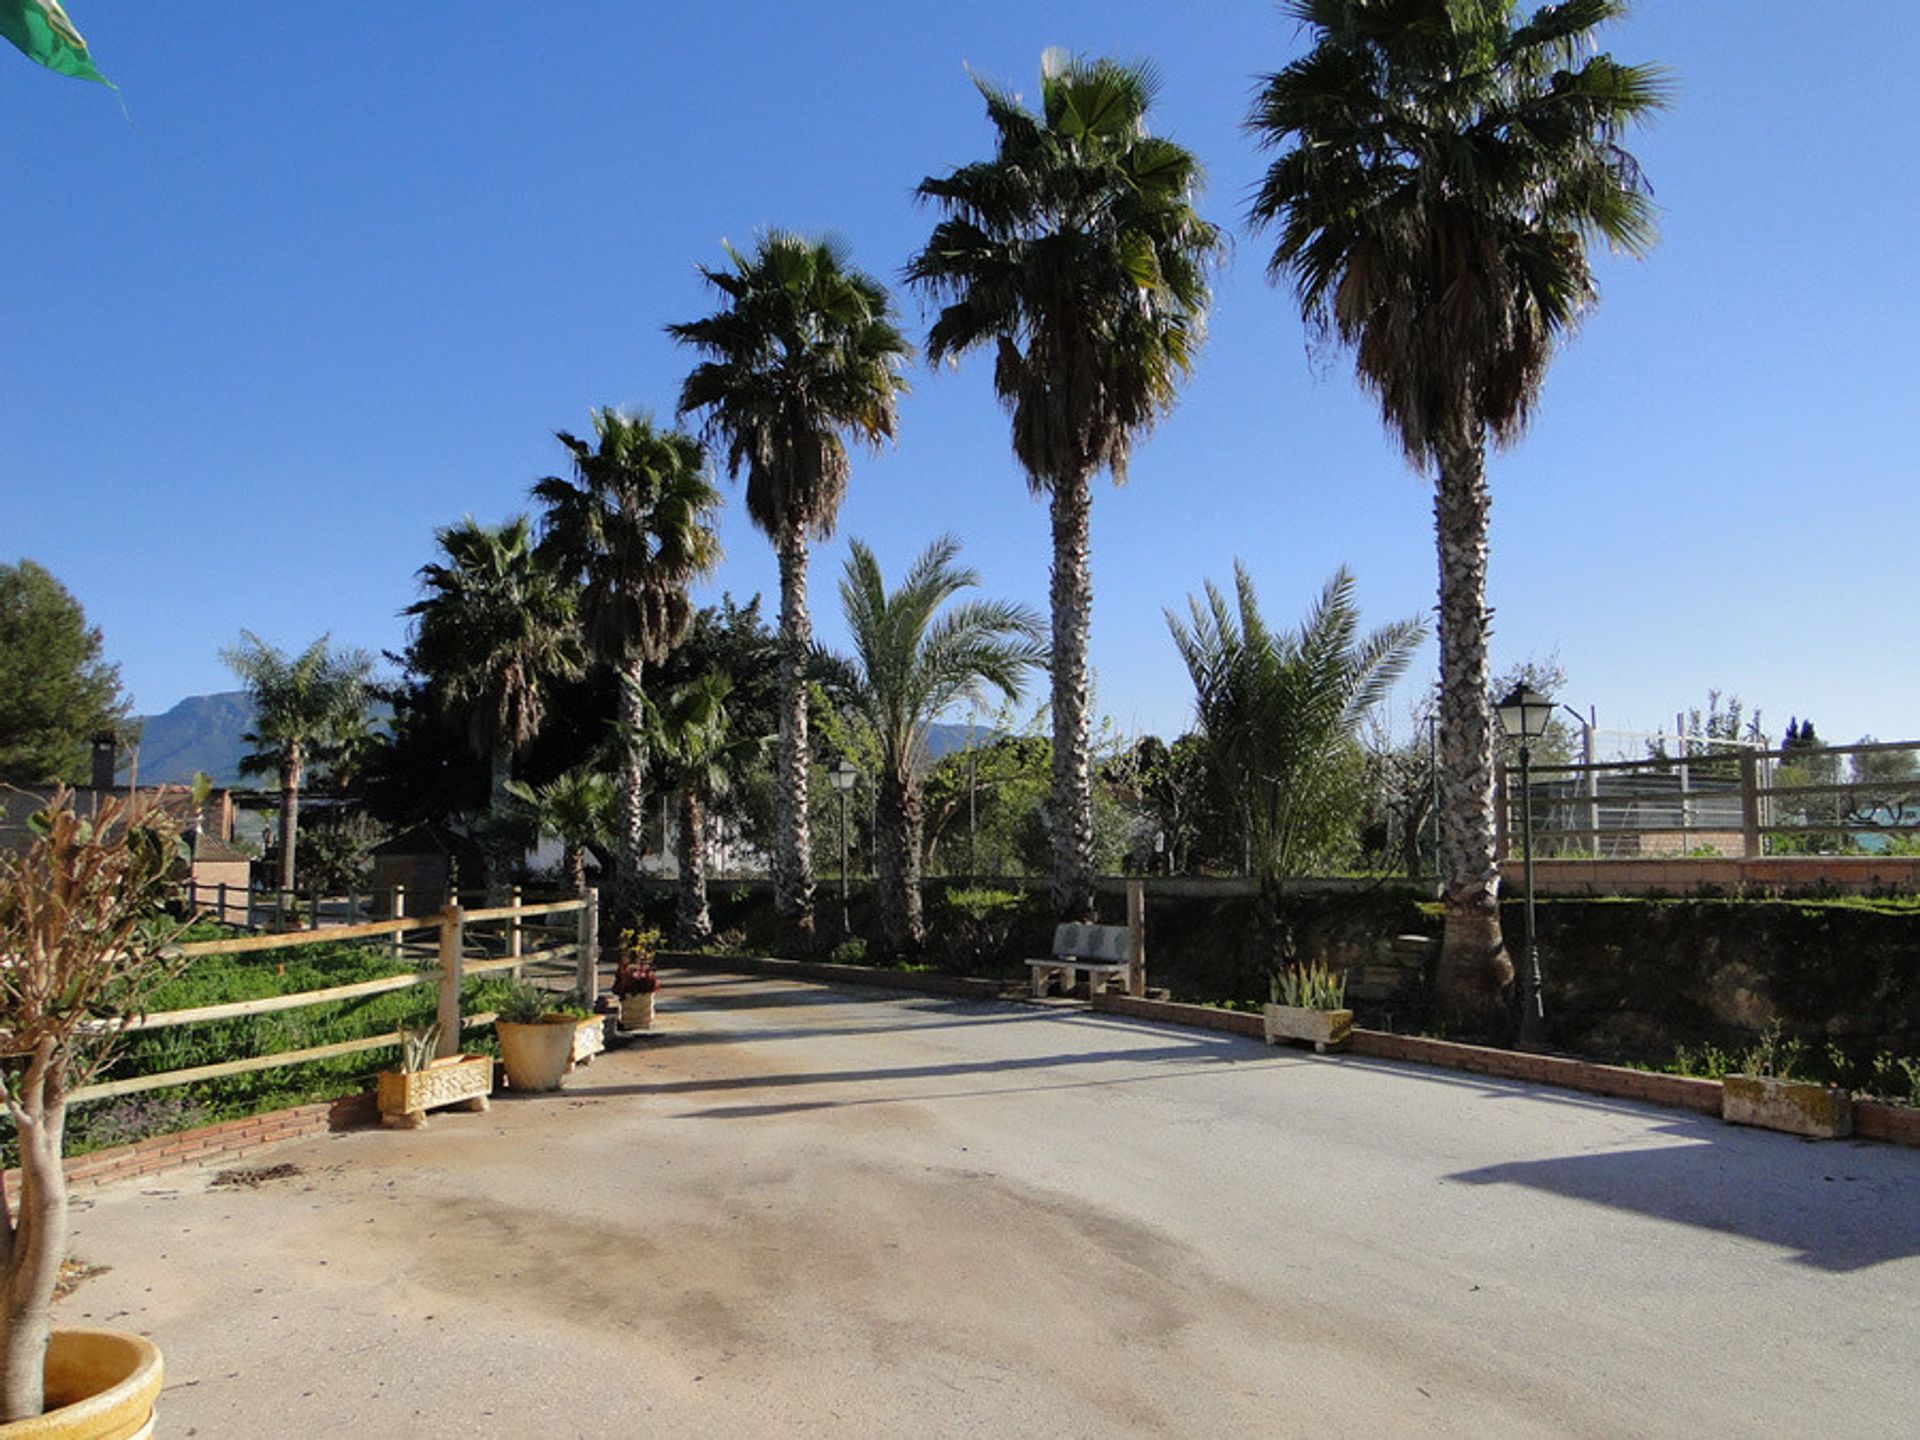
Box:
828 758 859 937
1498 683 1555 1051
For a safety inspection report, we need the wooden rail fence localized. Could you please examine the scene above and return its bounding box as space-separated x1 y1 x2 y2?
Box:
71 891 599 1106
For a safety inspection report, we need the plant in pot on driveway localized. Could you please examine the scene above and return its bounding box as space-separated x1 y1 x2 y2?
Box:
493 985 588 1093
0 790 186 1429
613 925 662 1032
1262 961 1354 1054
376 1025 492 1130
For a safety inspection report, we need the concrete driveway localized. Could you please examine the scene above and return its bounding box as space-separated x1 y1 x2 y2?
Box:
57 971 1920 1437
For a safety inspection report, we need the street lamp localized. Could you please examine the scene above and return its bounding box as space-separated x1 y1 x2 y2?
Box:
827 758 859 937
1498 683 1555 1051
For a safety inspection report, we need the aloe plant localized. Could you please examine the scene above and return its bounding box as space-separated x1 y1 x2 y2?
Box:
1270 961 1347 1013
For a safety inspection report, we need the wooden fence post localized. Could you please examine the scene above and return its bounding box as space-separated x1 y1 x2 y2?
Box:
1126 879 1146 999
391 884 407 959
215 881 226 924
1740 751 1762 859
437 904 464 1059
510 884 524 980
577 887 599 999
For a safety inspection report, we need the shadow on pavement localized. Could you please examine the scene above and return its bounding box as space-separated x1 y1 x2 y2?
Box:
1451 1128 1920 1272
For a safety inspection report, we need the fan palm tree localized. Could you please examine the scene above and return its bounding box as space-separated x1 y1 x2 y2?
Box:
534 409 723 918
506 767 614 897
668 231 911 948
827 536 1047 953
1246 0 1663 1020
404 517 582 820
907 50 1221 923
222 632 373 895
1169 566 1422 963
647 672 760 944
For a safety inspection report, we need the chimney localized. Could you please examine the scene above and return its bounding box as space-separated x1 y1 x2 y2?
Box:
90 730 118 792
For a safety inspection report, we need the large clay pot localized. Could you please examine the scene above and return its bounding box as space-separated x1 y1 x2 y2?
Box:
495 1018 578 1092
0 1328 162 1439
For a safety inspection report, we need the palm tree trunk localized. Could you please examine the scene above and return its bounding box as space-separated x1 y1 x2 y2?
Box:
565 843 586 898
488 742 513 819
485 739 514 904
675 787 712 945
276 742 302 896
876 762 924 954
1048 474 1098 922
615 656 648 921
1432 424 1513 1023
772 521 815 948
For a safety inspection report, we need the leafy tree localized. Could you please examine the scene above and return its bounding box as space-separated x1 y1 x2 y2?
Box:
294 811 386 899
1247 0 1664 1022
222 633 373 895
669 232 911 949
534 410 723 918
908 51 1222 924
404 517 582 823
1169 566 1422 964
0 560 130 784
822 537 1047 952
506 767 614 897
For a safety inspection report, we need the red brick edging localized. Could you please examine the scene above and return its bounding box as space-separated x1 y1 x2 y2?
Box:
1090 993 1920 1148
6 1092 379 1197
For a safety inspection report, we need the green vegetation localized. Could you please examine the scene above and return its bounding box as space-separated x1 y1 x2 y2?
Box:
0 559 131 784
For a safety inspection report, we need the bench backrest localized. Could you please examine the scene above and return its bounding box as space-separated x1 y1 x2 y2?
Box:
1050 923 1132 963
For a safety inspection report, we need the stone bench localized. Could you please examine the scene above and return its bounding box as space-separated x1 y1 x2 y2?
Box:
1029 923 1135 998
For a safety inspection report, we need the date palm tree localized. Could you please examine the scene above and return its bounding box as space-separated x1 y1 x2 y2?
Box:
826 536 1047 954
1246 0 1663 1020
1169 565 1422 964
222 632 373 895
534 409 723 918
668 232 911 948
405 517 582 820
907 50 1221 923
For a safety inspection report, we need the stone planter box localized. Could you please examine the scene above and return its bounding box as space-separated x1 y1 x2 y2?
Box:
570 1014 607 1068
619 991 657 1031
376 1053 493 1129
1262 1004 1354 1053
1722 1074 1853 1139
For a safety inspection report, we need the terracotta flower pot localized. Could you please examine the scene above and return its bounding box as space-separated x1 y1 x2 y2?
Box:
0 1328 163 1439
495 1019 578 1092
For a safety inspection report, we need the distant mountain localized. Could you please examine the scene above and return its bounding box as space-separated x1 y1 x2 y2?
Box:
122 691 256 786
119 693 996 787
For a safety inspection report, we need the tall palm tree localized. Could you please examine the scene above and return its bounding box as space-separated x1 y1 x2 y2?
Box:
668 232 911 948
506 767 614 897
404 517 582 819
1246 0 1663 1021
534 409 723 919
907 50 1221 923
647 672 759 945
222 632 373 895
1169 566 1422 963
827 536 1047 954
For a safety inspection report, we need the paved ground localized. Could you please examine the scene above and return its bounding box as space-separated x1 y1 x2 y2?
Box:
56 972 1920 1437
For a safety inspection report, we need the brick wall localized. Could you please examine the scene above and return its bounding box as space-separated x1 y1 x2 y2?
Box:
6 1093 379 1196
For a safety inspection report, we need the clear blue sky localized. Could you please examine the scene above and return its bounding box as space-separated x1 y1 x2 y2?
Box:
4 3 1915 752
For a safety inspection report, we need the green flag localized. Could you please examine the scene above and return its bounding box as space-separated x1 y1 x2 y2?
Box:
0 0 111 87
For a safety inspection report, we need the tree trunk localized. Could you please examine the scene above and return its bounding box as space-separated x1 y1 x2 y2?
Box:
876 762 924 955
772 521 815 949
614 655 648 923
564 843 586 898
1048 474 1098 922
485 739 514 904
1431 424 1513 1025
276 742 302 896
675 787 712 945
1 1046 69 1422
488 742 512 820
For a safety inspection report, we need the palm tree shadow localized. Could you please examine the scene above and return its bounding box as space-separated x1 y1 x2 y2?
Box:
1451 1126 1920 1273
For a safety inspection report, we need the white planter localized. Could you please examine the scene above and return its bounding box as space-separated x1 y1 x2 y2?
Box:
569 1014 607 1068
1262 1004 1354 1053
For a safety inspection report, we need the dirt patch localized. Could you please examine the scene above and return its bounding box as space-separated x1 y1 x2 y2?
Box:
54 1257 109 1299
210 1162 303 1189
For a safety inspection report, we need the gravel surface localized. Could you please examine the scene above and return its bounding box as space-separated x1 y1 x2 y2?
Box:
57 971 1920 1437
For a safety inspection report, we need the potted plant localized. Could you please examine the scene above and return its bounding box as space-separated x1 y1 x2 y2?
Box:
492 984 585 1093
0 790 182 1428
613 925 662 1031
1262 961 1354 1053
375 1024 492 1129
1722 1024 1853 1139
